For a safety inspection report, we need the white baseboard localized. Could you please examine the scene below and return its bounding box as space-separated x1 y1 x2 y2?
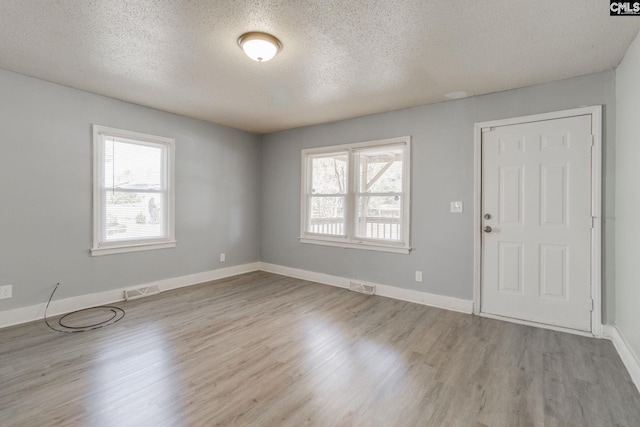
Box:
0 262 260 329
603 325 640 394
152 262 260 292
259 262 474 314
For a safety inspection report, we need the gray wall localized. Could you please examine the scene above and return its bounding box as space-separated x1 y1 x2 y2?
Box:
0 66 617 326
0 69 261 310
260 72 616 322
615 33 640 358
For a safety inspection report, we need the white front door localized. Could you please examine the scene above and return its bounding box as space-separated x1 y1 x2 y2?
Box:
481 114 593 332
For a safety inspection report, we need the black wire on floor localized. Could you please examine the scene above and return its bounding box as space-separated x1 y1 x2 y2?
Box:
44 283 125 333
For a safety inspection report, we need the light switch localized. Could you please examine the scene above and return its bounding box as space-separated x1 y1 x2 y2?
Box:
450 201 463 213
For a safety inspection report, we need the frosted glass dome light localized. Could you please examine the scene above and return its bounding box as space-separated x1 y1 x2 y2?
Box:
238 32 282 62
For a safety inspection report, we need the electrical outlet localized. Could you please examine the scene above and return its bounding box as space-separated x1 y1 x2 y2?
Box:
0 285 12 299
220 253 226 262
415 271 423 282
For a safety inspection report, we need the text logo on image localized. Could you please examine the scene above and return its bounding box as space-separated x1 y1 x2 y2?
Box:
610 1 640 15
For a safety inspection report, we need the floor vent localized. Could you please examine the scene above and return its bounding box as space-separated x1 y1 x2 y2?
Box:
349 282 376 295
123 285 160 301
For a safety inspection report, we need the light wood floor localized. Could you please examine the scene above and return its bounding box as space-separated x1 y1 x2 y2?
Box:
1 272 639 426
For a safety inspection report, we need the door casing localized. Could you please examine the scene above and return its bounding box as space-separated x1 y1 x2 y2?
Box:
473 106 602 337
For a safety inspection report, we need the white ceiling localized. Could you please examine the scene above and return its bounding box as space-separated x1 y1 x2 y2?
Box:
0 1 638 134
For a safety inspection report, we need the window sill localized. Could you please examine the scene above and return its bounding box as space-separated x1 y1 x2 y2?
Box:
91 240 177 256
299 237 411 254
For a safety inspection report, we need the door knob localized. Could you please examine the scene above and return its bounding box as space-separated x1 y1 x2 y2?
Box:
483 226 492 233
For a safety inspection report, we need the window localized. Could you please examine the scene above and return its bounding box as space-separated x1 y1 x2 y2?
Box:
301 136 411 253
92 125 175 256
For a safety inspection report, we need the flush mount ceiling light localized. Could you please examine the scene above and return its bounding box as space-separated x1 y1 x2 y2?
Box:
238 32 282 62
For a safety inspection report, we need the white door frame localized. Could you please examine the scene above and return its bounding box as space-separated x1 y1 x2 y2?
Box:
473 106 602 337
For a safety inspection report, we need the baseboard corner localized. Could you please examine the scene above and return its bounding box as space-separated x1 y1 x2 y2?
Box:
603 324 640 394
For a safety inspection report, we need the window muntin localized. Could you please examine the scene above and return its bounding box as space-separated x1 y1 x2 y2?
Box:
301 137 410 253
92 125 175 256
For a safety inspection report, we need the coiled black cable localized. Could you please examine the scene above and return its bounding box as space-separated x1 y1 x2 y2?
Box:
44 283 125 333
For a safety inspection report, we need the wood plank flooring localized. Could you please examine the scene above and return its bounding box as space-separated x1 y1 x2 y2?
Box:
1 271 639 426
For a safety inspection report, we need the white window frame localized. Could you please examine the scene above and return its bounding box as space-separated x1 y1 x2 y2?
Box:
300 136 411 254
91 125 176 256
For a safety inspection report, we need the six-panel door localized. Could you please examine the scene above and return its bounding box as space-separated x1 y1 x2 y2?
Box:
481 115 592 332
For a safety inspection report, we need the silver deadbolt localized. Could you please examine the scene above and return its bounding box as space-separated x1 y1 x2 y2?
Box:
483 213 491 220
483 226 492 233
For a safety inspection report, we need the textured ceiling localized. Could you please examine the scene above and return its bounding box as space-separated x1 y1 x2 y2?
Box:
0 1 638 133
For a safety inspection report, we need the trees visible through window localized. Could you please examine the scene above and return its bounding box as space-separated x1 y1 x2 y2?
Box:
308 152 348 236
301 137 411 253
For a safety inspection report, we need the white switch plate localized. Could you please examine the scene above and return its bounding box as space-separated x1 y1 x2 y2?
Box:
0 285 12 299
220 253 226 262
450 201 463 213
415 271 423 282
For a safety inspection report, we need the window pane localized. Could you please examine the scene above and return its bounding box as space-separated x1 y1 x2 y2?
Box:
311 153 347 195
356 146 403 193
309 196 345 235
355 195 401 241
104 140 163 190
105 192 164 241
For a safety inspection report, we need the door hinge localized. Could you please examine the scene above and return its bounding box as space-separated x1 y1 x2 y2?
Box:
590 298 595 312
591 217 597 229
591 135 595 146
